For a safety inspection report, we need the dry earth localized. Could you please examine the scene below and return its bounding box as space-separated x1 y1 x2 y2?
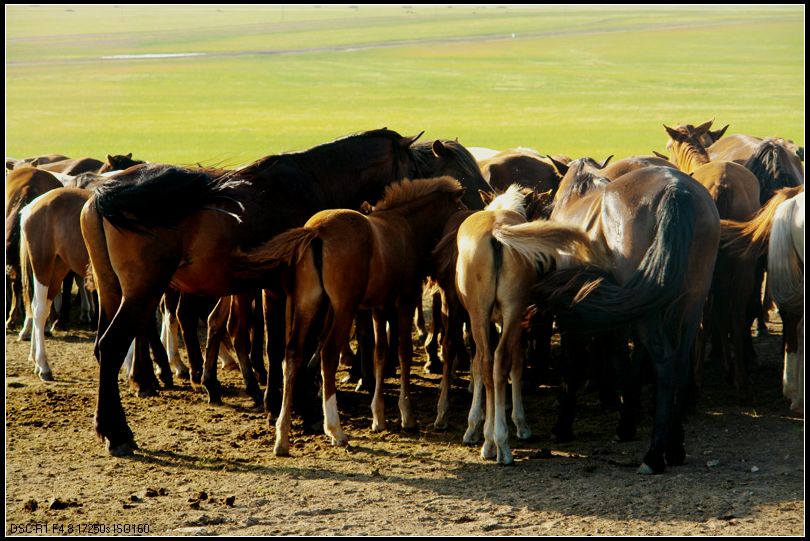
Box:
5 308 804 536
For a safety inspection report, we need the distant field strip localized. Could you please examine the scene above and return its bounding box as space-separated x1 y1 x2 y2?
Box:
5 5 803 164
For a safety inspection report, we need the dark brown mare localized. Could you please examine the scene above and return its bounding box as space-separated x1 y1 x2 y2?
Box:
535 160 720 474
235 177 465 455
80 129 468 456
664 124 762 401
6 166 63 328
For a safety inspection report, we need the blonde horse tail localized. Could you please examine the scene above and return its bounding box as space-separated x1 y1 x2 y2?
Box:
767 193 804 314
19 206 33 323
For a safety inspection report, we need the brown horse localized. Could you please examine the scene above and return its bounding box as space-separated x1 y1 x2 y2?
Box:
600 155 675 180
39 157 106 175
18 188 94 380
454 185 603 464
478 149 565 194
665 124 763 400
6 154 70 170
236 177 466 455
535 161 720 474
81 129 437 456
6 166 63 328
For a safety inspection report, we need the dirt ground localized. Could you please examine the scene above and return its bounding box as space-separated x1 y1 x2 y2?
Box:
5 307 804 536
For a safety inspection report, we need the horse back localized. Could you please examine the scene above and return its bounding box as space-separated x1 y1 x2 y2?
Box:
690 161 761 221
708 134 763 163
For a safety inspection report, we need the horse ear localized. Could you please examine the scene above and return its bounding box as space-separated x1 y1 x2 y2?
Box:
403 131 425 148
796 147 804 161
695 119 714 135
664 124 682 140
478 189 495 205
106 154 114 163
710 124 729 142
126 152 132 159
359 201 373 215
652 150 670 160
454 187 466 203
432 139 448 158
548 156 569 177
598 155 613 169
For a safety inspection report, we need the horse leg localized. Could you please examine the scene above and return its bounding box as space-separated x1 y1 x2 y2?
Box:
147 311 173 388
53 272 73 331
616 338 643 443
29 272 58 381
552 333 583 443
129 332 160 397
232 294 263 406
262 291 284 418
370 308 390 432
414 293 427 346
396 299 418 432
97 297 161 455
321 308 353 446
248 290 267 384
423 290 443 374
434 291 455 431
159 291 189 380
492 307 525 465
463 312 490 447
202 296 230 404
177 293 205 385
78 277 94 324
731 265 755 404
353 310 376 393
384 308 399 378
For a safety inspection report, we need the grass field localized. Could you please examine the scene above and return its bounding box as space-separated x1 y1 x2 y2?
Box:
5 5 804 165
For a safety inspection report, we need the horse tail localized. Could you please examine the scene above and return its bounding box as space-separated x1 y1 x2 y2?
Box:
491 219 604 270
767 193 804 314
93 166 246 233
745 139 803 205
19 204 34 322
534 181 697 354
719 185 804 260
232 227 319 278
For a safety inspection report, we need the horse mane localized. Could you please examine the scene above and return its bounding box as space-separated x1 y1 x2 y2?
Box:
744 138 803 205
93 164 248 233
372 176 461 212
720 185 804 259
231 128 409 179
666 127 711 171
485 184 527 218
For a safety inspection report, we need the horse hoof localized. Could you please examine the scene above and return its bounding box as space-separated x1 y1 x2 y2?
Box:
434 421 448 432
354 379 373 393
402 423 418 434
637 463 655 475
371 421 386 433
481 442 497 460
462 431 480 445
159 375 174 389
106 441 136 457
175 369 191 381
516 427 533 441
38 371 54 382
330 434 349 446
273 444 290 457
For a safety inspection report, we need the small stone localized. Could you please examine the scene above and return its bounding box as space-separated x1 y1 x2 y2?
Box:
371 468 381 477
130 494 140 502
145 488 159 497
197 491 209 501
224 496 236 507
158 488 169 496
23 499 38 512
122 503 134 510
242 517 259 527
189 501 201 510
706 460 720 468
750 466 760 473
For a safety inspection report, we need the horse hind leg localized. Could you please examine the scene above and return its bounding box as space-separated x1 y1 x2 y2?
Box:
202 297 231 404
321 307 354 446
232 294 263 406
29 275 55 381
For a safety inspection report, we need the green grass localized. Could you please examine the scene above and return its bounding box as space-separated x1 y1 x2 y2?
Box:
5 5 804 165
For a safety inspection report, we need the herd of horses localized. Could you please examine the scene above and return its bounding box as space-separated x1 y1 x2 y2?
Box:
5 121 804 475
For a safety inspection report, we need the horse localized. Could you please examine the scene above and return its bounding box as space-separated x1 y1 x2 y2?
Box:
478 149 566 194
599 155 675 180
18 188 95 380
664 124 763 401
98 153 144 174
534 161 720 474
454 184 604 464
81 128 460 456
6 154 70 170
39 157 106 175
430 186 553 434
234 177 466 455
767 190 804 414
6 166 63 329
719 186 805 413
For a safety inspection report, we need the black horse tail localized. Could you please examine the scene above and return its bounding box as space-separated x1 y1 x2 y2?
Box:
745 139 803 205
534 181 696 356
93 165 246 233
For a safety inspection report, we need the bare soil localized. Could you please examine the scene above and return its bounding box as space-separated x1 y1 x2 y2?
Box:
5 309 804 536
